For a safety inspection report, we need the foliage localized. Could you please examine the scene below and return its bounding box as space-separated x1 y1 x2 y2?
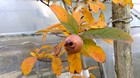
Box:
21 0 133 77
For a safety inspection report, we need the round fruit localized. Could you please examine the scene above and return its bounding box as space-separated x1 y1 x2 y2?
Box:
64 34 83 54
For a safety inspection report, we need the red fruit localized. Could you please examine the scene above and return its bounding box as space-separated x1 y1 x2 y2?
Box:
64 34 83 54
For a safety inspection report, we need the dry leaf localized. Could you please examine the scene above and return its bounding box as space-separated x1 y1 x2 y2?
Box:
68 53 82 73
54 41 64 56
21 57 37 75
52 56 63 76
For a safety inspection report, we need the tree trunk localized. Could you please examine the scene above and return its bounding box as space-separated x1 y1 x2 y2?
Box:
112 3 133 78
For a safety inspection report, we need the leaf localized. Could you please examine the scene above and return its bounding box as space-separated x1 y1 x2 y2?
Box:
68 53 82 73
90 12 107 28
87 1 99 13
90 73 96 78
38 51 47 59
36 23 61 42
30 52 38 57
72 11 81 25
130 0 133 9
42 32 47 43
72 76 80 78
54 41 64 56
52 56 63 76
80 7 95 25
64 0 72 6
103 39 113 44
81 27 133 43
97 2 106 10
50 5 79 34
21 57 37 75
82 39 106 63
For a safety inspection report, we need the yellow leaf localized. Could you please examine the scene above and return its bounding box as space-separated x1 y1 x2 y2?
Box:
21 57 37 75
130 0 133 9
90 73 96 78
103 39 113 44
50 5 68 22
68 53 82 73
34 48 40 53
87 1 100 13
90 12 107 28
99 11 105 21
42 32 47 43
89 46 106 63
97 2 106 10
30 52 38 57
41 44 53 50
82 39 106 63
72 76 80 78
72 11 81 25
64 0 72 6
38 51 47 59
80 7 95 25
52 56 63 76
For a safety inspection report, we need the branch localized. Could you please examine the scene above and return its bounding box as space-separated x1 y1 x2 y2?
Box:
131 11 140 20
38 59 68 62
39 0 50 6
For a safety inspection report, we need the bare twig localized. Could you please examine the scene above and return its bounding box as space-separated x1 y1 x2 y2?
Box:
39 0 50 6
131 26 140 28
38 59 68 62
131 11 140 20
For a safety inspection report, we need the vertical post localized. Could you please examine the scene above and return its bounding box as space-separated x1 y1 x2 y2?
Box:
112 3 133 78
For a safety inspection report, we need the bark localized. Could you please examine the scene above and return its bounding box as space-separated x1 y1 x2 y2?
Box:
112 3 133 78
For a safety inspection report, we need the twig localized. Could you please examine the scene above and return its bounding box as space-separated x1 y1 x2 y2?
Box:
51 33 66 38
131 26 140 28
40 0 49 6
131 11 140 20
38 59 68 62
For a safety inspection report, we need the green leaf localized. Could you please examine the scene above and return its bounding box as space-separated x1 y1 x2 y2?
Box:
50 5 79 34
81 27 133 43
